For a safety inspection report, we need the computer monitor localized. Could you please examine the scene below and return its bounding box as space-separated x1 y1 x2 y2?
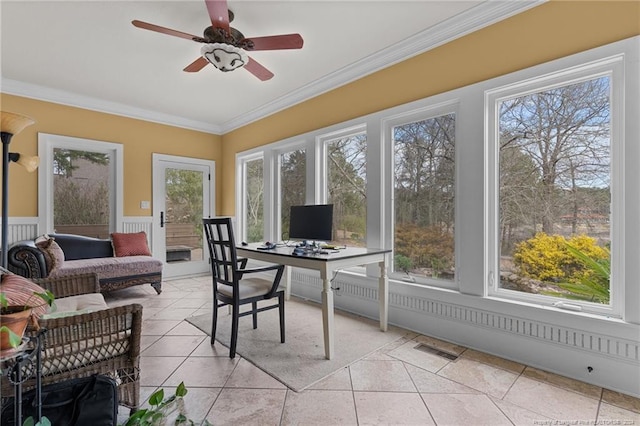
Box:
288 204 333 243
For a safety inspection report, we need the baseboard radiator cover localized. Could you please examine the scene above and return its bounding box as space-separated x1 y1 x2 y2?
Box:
290 269 640 398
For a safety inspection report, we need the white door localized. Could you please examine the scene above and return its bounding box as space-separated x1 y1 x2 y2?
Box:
152 154 215 278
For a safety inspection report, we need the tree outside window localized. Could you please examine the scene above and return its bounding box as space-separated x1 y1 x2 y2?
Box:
280 149 306 241
393 113 455 282
498 76 611 304
326 134 367 247
53 148 110 238
245 158 264 243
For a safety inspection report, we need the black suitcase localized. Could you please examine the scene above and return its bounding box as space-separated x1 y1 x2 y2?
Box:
1 374 118 426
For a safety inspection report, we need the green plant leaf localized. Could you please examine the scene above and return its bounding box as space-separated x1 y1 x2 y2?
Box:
0 325 23 348
148 388 165 406
33 290 56 307
174 413 191 425
565 243 610 281
557 281 609 303
563 241 610 303
150 411 164 423
160 394 177 408
121 384 205 426
175 381 188 397
124 408 147 425
35 417 52 426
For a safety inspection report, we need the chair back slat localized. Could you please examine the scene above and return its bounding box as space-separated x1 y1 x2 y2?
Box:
203 217 286 359
203 217 239 289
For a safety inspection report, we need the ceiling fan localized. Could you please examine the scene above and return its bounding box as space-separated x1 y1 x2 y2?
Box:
132 0 303 81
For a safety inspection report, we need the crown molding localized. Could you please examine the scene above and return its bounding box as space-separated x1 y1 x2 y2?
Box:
1 0 544 136
219 0 545 133
0 78 222 134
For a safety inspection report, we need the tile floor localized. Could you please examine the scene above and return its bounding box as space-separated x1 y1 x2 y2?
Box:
106 276 640 426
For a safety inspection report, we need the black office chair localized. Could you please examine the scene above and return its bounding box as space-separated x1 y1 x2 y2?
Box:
202 217 286 358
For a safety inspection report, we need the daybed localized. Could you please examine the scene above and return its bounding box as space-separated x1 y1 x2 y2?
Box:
7 232 163 294
0 268 142 412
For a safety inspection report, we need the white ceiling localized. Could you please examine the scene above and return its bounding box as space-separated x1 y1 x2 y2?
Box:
0 1 541 134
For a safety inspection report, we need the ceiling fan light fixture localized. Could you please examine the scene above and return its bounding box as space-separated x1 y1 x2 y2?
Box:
201 43 248 72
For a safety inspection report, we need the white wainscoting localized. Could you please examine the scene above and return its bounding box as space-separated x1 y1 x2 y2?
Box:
1 217 40 244
289 268 640 398
121 217 154 250
4 217 154 244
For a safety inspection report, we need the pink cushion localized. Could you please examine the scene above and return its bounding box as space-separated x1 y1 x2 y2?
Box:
49 256 162 279
111 231 152 257
35 236 65 274
0 274 49 317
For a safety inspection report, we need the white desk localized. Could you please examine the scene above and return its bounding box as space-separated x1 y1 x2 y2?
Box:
236 244 391 360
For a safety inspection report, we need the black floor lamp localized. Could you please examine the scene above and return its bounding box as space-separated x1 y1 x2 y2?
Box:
1 111 37 269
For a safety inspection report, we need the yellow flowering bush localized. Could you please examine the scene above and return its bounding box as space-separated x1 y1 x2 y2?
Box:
565 234 609 285
513 233 569 281
513 232 608 283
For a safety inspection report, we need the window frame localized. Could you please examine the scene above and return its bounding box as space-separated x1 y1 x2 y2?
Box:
485 53 627 318
38 133 123 235
234 37 638 320
235 150 265 244
318 124 368 245
273 140 309 242
383 101 460 289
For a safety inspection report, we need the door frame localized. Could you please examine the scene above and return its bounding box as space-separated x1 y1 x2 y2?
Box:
152 154 215 278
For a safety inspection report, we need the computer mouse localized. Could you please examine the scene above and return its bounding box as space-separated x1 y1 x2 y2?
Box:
241 241 248 246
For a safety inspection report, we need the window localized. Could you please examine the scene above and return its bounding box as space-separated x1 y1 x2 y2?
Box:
164 167 205 263
324 132 367 246
38 134 123 237
235 37 636 319
243 156 264 243
279 149 306 241
391 112 456 284
498 77 611 305
53 148 111 237
487 53 625 316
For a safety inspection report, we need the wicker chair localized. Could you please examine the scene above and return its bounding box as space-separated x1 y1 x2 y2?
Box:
0 270 143 412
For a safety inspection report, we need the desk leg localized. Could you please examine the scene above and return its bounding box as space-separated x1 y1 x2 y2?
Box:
379 260 388 332
284 265 291 301
321 271 334 360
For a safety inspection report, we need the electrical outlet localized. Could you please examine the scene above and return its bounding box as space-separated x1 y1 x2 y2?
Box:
140 200 150 209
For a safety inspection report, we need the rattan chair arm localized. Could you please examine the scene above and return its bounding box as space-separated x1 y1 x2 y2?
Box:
37 303 143 331
32 272 101 298
35 303 143 361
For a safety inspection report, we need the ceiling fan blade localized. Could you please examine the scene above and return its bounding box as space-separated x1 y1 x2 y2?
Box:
244 57 274 81
132 20 200 41
183 57 209 73
205 0 230 32
243 34 304 51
